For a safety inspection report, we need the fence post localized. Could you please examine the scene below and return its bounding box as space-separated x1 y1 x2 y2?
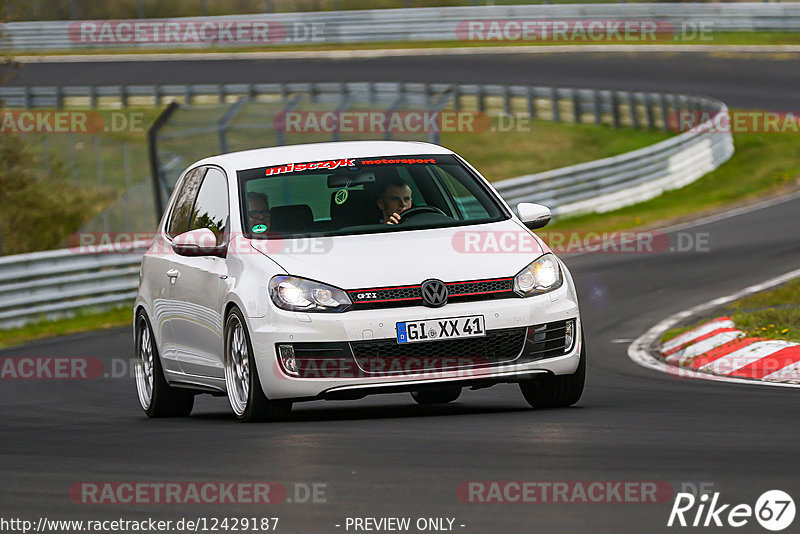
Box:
527 87 536 121
93 136 109 233
122 142 132 231
572 90 581 124
629 93 640 129
147 102 180 220
645 94 655 129
593 90 602 125
55 86 64 109
551 88 560 122
660 93 670 131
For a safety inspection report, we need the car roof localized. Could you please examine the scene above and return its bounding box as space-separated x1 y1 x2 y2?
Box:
194 140 455 171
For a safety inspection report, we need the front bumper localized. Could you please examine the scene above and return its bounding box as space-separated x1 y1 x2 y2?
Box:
246 281 580 400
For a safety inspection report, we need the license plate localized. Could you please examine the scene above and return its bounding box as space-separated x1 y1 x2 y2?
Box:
396 315 485 344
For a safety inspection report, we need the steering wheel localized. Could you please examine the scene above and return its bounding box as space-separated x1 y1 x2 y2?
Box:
396 206 448 223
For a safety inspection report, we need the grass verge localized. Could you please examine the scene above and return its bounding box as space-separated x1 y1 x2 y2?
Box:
12 32 800 57
441 119 672 180
661 278 800 345
0 305 132 350
548 129 800 234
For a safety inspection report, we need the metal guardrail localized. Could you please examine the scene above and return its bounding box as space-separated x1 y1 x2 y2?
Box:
2 3 800 51
0 243 148 329
0 81 733 328
493 99 733 216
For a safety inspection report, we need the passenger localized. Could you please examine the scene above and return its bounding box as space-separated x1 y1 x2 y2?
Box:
246 192 271 230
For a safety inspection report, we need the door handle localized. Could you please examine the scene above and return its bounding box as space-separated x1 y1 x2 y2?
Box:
166 269 180 283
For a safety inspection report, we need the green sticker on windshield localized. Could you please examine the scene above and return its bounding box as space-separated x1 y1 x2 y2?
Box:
334 188 349 205
252 224 268 234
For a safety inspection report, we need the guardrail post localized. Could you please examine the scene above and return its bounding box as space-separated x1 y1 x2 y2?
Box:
572 90 581 124
310 83 318 104
593 90 602 125
55 86 64 109
660 93 670 131
120 85 128 108
280 83 288 102
453 85 461 111
503 86 512 116
611 91 621 128
527 87 536 121
645 94 655 129
217 84 225 104
629 93 640 129
477 85 486 113
22 87 31 109
368 82 376 105
184 85 192 105
154 85 162 107
551 88 560 122
89 85 98 108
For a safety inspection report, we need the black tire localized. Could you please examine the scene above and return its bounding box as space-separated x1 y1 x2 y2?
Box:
224 307 292 423
135 312 194 418
519 330 586 409
411 387 462 405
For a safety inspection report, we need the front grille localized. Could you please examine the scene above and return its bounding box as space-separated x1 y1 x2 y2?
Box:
348 277 516 310
350 327 526 375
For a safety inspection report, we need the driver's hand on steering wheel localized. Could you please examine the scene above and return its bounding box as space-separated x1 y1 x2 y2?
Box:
386 212 403 225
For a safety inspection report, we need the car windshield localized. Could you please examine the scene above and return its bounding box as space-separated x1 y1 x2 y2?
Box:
237 154 508 238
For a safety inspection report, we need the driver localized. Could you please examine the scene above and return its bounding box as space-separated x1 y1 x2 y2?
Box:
376 178 412 225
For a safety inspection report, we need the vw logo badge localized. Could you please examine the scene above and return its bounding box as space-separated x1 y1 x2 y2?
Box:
421 279 449 308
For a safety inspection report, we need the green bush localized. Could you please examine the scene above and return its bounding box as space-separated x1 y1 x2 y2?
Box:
0 133 113 255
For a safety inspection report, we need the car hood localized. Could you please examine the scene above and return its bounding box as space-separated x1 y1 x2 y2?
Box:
250 219 547 289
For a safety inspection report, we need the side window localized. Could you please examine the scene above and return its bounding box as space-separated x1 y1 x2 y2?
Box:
189 167 229 245
435 166 490 220
167 167 206 238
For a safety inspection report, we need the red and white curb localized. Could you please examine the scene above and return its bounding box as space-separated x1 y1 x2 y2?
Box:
660 316 800 382
628 268 800 388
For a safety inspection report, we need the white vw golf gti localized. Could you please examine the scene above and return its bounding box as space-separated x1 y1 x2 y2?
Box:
134 141 585 422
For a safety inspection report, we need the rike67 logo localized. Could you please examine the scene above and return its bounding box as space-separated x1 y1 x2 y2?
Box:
668 490 795 531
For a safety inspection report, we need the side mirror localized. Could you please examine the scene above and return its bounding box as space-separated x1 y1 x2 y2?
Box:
171 228 226 258
517 203 551 230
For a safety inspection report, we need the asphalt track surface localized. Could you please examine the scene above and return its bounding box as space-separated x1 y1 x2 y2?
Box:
2 51 800 533
2 51 800 110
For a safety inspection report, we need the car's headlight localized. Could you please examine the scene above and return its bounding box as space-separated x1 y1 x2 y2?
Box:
269 276 352 312
514 253 563 296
